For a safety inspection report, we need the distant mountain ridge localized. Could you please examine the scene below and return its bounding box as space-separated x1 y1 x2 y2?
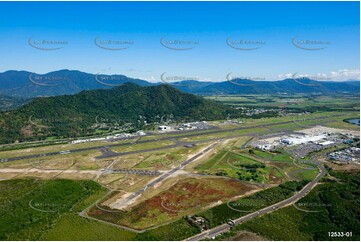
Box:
0 70 359 97
174 78 360 95
0 70 153 98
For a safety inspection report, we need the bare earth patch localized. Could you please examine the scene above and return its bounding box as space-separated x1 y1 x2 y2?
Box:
88 177 262 230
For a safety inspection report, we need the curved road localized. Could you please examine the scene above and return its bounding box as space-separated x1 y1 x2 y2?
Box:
186 162 326 241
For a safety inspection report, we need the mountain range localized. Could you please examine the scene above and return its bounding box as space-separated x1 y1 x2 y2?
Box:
0 70 359 98
0 70 152 98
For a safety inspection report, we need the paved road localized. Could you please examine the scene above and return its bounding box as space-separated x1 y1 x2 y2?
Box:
99 147 119 157
186 162 326 241
240 137 254 150
0 115 339 163
96 144 180 159
106 168 162 176
114 143 219 209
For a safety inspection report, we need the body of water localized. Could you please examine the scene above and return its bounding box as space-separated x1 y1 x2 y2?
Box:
345 118 360 126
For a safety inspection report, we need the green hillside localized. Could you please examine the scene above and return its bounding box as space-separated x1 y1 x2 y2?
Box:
0 83 231 143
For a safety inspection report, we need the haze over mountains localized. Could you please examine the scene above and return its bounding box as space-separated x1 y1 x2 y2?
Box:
0 70 151 98
0 70 359 98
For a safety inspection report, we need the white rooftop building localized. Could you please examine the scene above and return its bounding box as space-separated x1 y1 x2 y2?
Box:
279 134 327 146
158 125 171 131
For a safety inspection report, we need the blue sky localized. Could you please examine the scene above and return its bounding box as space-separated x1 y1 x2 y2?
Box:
0 1 359 82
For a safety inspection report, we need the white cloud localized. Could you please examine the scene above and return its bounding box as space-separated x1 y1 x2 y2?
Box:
277 69 360 81
277 73 294 79
328 69 360 81
139 76 157 82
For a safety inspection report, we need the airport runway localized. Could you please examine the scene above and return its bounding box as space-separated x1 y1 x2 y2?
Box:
1 115 338 163
113 143 219 209
106 168 162 176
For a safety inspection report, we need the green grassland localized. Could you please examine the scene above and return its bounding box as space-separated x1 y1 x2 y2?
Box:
43 214 136 241
133 145 202 169
206 94 360 112
195 150 268 183
0 150 101 171
111 139 175 153
194 145 315 184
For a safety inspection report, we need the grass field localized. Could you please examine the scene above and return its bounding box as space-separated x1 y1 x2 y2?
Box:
133 144 204 170
195 150 268 183
194 146 308 184
43 214 136 241
111 139 175 153
206 94 359 113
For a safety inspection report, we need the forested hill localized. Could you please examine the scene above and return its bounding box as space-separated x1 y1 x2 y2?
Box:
0 83 231 143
